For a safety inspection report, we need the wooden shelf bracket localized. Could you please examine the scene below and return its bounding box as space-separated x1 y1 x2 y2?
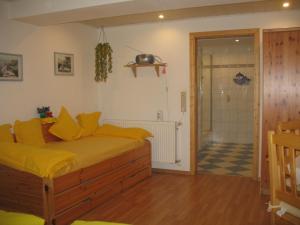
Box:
124 63 167 78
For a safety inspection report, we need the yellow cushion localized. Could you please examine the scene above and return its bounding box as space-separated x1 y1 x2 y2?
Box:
49 106 81 141
0 210 44 225
77 112 101 137
0 124 14 143
94 124 152 141
14 118 45 147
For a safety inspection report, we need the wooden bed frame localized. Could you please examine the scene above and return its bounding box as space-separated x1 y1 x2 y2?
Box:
0 140 152 225
268 121 300 225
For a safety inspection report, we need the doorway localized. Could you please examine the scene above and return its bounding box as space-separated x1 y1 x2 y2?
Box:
189 29 260 179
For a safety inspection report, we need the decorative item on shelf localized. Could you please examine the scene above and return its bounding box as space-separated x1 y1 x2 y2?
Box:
135 54 164 65
95 27 113 82
135 54 155 64
124 51 167 77
37 106 53 118
233 72 251 85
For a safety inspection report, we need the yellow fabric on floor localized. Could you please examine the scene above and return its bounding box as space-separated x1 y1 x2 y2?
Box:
0 210 44 225
0 142 76 178
44 136 143 176
72 221 129 225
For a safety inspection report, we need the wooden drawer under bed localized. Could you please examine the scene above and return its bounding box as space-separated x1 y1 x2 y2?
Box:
53 154 151 214
0 141 152 225
48 141 152 225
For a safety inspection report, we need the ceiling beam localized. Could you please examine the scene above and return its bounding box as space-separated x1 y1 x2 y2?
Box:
8 0 264 26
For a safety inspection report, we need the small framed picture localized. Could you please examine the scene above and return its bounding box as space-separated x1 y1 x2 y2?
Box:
54 52 74 76
0 52 23 81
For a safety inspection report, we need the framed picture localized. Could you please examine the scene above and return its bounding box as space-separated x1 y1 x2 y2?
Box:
54 52 74 76
0 52 23 81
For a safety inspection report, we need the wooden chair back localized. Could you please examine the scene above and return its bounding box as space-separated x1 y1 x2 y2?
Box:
268 131 300 224
277 120 300 135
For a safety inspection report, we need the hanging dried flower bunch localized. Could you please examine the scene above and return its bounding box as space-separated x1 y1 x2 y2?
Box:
95 28 113 82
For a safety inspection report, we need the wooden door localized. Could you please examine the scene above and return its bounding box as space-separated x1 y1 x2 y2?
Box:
262 29 300 191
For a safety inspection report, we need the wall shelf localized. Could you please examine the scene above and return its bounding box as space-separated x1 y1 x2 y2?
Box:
124 63 167 77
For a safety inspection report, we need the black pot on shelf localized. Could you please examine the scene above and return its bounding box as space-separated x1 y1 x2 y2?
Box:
135 54 155 64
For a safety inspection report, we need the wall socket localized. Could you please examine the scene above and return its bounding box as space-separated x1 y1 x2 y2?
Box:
157 110 163 121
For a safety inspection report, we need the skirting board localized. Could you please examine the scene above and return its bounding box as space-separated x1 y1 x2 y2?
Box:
152 168 191 175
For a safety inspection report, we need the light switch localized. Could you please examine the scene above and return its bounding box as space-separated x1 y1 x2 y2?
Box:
157 110 163 121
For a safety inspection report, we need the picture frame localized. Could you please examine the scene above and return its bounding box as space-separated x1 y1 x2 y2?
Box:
0 52 23 81
54 52 74 76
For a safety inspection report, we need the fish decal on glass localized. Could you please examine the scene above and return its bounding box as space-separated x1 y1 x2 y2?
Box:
233 72 251 85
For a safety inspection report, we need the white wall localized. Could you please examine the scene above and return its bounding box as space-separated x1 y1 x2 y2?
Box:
0 2 99 124
101 9 300 172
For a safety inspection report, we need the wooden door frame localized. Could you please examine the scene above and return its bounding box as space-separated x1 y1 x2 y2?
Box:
189 28 260 179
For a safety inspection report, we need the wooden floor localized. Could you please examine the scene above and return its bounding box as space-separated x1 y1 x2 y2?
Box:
82 173 270 225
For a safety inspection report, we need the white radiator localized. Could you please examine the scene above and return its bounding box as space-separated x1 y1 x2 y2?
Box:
103 119 176 163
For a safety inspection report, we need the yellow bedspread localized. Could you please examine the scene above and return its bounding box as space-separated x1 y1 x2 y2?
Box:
0 142 75 178
44 136 144 176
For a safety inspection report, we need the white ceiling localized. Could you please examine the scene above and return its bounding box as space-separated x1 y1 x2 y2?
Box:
3 0 299 27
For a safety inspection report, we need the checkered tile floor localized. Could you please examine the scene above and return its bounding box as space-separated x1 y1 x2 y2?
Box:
197 142 253 177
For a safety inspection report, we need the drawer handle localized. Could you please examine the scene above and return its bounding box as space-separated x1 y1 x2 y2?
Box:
83 197 92 203
129 173 137 178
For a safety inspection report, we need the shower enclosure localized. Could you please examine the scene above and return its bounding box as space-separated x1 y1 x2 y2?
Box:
197 37 254 177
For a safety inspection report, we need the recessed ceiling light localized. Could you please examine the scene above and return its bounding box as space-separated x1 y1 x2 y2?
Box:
235 39 240 42
282 2 290 8
158 14 164 19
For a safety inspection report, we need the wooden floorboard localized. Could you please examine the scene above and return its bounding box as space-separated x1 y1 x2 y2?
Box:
82 173 270 225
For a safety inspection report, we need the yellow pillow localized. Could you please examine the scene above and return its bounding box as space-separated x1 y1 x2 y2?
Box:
94 124 152 141
14 118 45 147
0 210 44 225
77 112 101 137
0 124 14 143
125 127 153 139
49 106 81 141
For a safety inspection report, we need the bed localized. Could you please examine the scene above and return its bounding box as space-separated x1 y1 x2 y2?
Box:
0 124 152 225
268 121 300 225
